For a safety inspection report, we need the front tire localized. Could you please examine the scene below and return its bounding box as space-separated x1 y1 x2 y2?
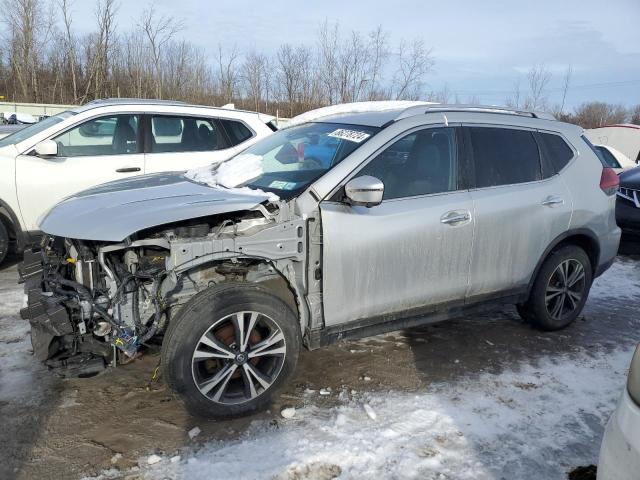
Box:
518 245 593 331
161 283 301 418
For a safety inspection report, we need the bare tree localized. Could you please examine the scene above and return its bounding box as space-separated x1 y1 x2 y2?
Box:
58 0 79 103
426 85 451 104
466 94 480 105
217 44 240 104
81 0 119 102
559 65 573 115
366 25 389 100
317 21 340 104
138 6 184 99
243 50 268 112
524 64 551 111
393 39 434 100
566 102 628 129
1 0 53 101
629 104 640 125
505 77 522 108
276 43 313 116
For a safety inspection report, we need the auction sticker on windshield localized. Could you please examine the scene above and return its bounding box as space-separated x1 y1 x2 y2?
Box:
327 128 371 143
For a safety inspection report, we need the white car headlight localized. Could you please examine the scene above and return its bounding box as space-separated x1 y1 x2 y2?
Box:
629 344 640 406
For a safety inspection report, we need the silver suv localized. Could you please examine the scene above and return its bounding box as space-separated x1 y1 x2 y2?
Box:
21 103 621 418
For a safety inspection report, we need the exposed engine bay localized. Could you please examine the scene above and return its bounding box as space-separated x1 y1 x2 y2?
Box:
20 203 310 377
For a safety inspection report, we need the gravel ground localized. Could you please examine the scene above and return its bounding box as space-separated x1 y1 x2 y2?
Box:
0 238 639 480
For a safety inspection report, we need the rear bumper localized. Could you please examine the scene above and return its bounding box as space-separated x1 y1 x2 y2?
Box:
595 226 621 278
598 389 640 479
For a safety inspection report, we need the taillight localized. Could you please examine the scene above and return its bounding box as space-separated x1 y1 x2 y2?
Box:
600 167 619 195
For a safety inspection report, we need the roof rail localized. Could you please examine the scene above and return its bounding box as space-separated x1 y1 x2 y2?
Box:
85 98 188 106
395 103 556 121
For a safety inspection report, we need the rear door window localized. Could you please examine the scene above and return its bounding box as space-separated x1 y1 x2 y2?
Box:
149 116 231 153
467 127 541 188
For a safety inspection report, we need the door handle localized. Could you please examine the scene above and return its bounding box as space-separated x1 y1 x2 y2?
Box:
541 195 564 207
441 210 472 225
116 167 141 173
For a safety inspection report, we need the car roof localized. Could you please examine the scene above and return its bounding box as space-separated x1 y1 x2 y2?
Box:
71 98 267 117
317 109 407 127
289 101 558 129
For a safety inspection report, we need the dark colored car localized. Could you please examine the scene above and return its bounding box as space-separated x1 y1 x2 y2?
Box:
616 166 640 235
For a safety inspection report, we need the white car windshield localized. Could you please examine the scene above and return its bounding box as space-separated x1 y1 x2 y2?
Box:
0 111 75 148
187 122 379 200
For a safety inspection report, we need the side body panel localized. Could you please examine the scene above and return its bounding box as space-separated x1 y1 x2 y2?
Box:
467 177 573 297
320 193 474 326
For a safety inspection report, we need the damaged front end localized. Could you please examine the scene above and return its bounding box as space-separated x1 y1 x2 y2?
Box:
20 235 168 376
20 202 309 378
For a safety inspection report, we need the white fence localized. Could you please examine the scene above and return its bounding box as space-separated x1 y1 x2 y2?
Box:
0 101 77 118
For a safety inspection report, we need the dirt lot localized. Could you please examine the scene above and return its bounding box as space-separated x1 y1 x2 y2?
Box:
1 238 639 480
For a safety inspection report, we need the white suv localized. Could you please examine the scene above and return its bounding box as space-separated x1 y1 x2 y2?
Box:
0 99 276 265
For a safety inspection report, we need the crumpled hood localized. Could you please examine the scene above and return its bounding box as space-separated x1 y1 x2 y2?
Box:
619 166 640 188
38 172 272 241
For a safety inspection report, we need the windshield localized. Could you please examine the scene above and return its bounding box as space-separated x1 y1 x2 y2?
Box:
0 111 75 148
239 122 380 198
186 122 380 200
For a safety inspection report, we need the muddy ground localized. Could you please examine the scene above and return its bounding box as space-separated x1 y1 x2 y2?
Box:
1 237 639 480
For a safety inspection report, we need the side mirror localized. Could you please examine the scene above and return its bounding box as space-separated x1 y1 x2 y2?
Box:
344 175 384 207
34 140 58 157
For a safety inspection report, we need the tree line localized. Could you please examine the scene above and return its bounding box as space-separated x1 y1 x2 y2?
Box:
503 64 640 129
1 0 638 128
0 0 435 117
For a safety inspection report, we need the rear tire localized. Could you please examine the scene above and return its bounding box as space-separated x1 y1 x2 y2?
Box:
518 245 593 331
0 220 9 266
161 283 301 418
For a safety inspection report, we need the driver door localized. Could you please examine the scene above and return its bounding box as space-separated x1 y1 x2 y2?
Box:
320 126 475 327
15 114 144 231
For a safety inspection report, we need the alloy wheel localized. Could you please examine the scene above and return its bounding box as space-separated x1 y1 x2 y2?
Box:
191 311 286 405
545 259 586 321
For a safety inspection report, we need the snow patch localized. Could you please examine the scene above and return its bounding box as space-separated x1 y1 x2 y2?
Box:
280 407 296 419
363 404 377 421
185 153 279 202
286 101 435 128
102 345 634 480
590 258 640 300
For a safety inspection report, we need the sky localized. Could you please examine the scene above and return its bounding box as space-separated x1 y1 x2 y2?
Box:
69 0 640 110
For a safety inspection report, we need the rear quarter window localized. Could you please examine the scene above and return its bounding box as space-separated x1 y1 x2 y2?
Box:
219 119 254 146
580 135 608 168
538 132 574 173
595 146 621 169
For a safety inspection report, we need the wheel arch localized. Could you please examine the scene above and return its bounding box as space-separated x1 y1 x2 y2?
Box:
0 198 25 248
176 258 301 327
526 229 600 297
